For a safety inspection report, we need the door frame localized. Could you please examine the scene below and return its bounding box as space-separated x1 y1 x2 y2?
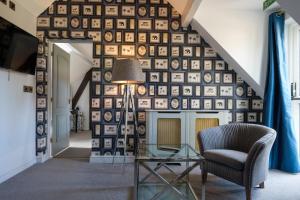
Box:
45 39 93 160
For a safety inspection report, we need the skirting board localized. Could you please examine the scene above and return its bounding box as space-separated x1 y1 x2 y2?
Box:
0 159 36 184
89 155 135 163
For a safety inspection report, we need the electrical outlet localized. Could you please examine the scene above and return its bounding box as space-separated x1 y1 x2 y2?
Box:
9 1 15 11
23 86 33 93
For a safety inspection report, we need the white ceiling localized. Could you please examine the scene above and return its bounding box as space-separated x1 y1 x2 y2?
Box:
14 0 55 16
70 43 93 62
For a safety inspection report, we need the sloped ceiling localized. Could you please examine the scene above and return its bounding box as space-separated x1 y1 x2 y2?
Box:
192 0 274 98
70 43 93 63
14 0 55 17
277 0 300 25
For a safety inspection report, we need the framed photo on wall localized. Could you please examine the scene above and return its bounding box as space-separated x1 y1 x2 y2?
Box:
92 71 101 82
236 113 245 122
236 99 249 109
187 72 201 83
191 60 200 70
124 32 135 43
190 99 200 109
171 33 184 44
150 33 160 43
104 125 117 135
154 59 168 69
203 99 212 110
204 86 217 97
220 86 233 96
139 59 151 69
122 6 135 16
105 5 118 16
149 72 160 82
223 73 233 83
171 73 184 83
104 85 118 96
138 19 152 30
91 98 100 108
215 60 225 70
83 5 94 15
104 45 118 56
104 98 113 109
204 47 217 57
182 86 193 96
183 47 193 57
247 113 257 122
57 4 67 15
138 98 152 109
121 45 135 56
116 19 127 29
155 19 168 30
154 98 168 109
215 99 226 109
157 85 168 96
149 85 155 96
91 111 101 122
252 99 263 110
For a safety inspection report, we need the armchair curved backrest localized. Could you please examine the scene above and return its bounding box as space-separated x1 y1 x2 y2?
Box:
198 123 276 155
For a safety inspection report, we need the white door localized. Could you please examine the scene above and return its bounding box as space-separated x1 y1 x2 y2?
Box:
52 44 71 156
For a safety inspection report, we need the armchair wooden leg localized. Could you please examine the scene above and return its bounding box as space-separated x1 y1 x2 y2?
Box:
245 187 251 200
202 171 207 184
259 182 264 189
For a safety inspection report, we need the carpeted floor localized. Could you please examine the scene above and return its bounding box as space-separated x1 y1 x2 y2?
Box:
69 131 91 149
0 157 299 200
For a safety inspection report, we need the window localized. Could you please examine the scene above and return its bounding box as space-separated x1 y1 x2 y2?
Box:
285 17 300 153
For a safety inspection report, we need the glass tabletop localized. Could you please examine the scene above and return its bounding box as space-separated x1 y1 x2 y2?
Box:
136 144 203 162
138 182 197 200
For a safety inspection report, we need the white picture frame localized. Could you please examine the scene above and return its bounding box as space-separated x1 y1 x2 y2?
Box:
236 99 249 109
104 125 117 135
220 86 233 96
187 72 201 83
154 59 168 69
149 72 160 82
138 98 152 109
215 99 226 109
183 86 193 96
154 98 168 109
104 85 118 96
204 86 217 97
190 99 200 109
171 73 184 83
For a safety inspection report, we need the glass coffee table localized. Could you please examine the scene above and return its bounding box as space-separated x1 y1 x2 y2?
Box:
134 144 205 200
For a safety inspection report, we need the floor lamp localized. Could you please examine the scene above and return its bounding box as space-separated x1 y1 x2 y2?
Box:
111 58 145 163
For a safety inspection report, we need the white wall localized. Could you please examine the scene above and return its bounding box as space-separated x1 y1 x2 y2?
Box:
192 0 272 97
70 52 92 131
0 2 37 36
0 70 36 183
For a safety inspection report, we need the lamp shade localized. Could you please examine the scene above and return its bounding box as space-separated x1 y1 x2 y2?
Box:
112 58 145 84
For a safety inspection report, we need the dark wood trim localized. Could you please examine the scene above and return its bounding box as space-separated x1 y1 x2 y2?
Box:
72 68 93 110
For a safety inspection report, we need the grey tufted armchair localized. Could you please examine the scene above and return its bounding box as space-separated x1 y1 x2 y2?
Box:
198 123 276 200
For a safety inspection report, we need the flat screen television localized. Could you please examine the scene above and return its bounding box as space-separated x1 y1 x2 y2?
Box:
0 17 38 75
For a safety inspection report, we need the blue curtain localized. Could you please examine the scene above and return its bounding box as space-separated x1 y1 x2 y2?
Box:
263 12 300 173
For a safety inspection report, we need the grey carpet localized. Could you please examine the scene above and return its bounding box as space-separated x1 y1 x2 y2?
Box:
0 158 299 200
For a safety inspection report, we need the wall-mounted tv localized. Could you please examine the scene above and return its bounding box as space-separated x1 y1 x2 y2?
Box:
0 17 38 75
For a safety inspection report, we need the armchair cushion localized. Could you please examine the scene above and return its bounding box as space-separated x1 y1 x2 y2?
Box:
204 149 248 171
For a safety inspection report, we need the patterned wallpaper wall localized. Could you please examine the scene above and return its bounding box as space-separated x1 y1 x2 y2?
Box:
35 0 263 155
